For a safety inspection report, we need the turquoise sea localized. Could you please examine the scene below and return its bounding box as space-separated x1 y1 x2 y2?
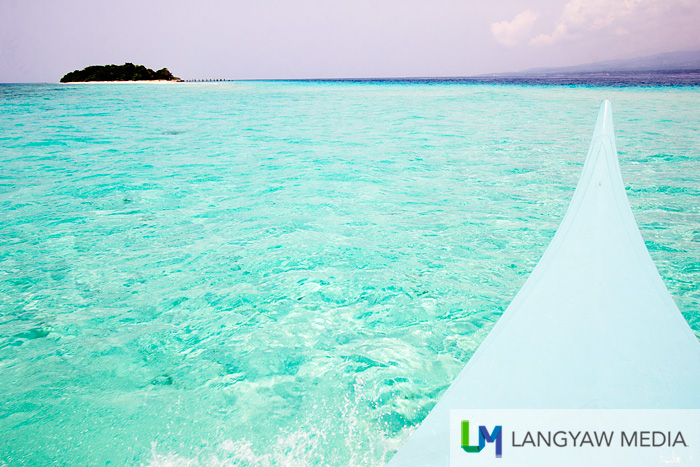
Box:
1 81 699 466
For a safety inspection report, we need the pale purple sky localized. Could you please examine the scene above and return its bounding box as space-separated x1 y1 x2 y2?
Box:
1 0 699 82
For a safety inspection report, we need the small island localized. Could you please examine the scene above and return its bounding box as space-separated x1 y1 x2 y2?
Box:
60 63 181 82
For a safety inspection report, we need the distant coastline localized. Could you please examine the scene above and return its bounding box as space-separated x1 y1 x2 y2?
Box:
60 63 181 83
275 70 700 87
458 70 700 87
462 50 700 87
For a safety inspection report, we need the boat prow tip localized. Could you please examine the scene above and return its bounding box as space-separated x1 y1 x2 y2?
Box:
594 100 614 138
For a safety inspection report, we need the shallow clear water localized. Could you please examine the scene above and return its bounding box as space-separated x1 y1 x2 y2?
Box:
1 82 699 466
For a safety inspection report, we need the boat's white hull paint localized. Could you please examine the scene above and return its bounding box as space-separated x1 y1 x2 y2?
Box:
386 101 700 466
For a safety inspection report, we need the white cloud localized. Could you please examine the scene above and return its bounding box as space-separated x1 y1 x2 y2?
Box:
530 0 700 46
530 24 568 46
491 10 539 47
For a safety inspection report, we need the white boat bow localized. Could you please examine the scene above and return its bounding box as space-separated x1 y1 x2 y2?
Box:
386 100 700 466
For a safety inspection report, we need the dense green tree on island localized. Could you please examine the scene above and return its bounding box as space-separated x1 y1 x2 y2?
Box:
60 63 181 82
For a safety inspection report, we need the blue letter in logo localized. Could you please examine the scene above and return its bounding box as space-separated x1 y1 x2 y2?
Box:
480 425 502 458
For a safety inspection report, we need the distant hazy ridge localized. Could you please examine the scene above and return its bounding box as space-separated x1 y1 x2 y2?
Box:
502 50 700 76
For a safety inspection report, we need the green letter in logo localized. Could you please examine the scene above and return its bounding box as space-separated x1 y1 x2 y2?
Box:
461 420 480 453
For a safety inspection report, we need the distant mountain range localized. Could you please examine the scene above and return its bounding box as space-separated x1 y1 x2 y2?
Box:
496 50 700 76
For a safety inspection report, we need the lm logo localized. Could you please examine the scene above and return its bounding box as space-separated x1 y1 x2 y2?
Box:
461 421 503 458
